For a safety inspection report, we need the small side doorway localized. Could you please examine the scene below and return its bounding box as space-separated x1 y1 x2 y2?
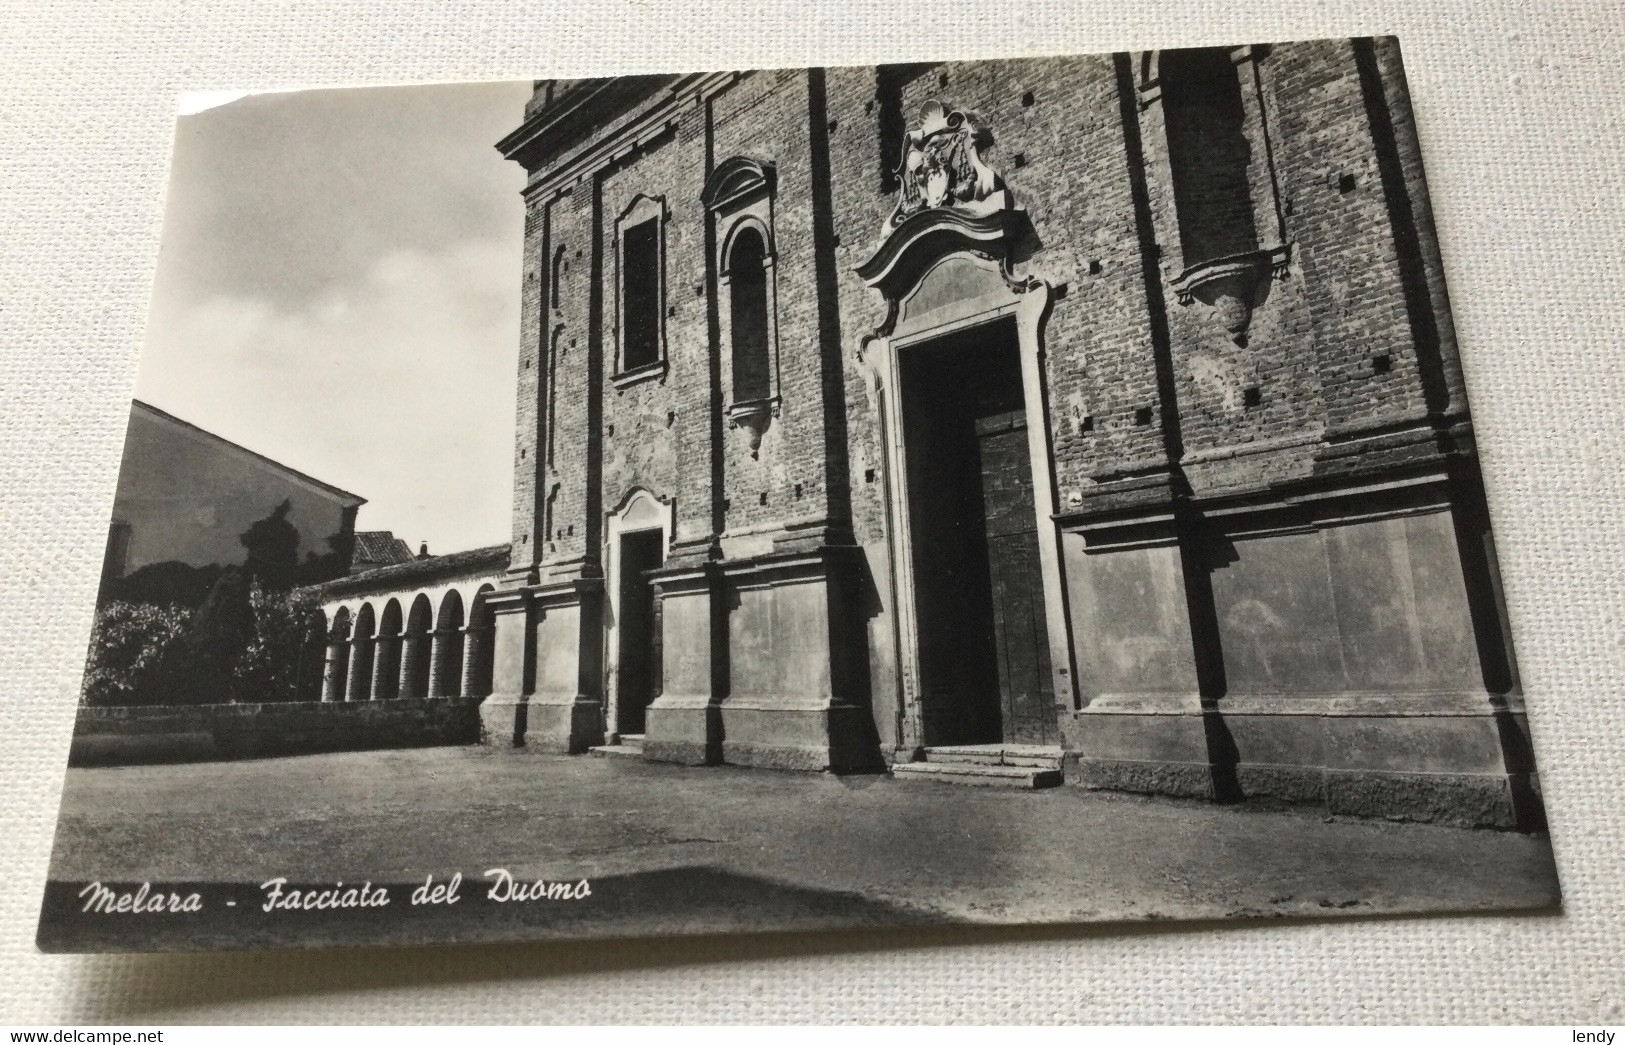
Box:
900 317 1058 747
615 529 664 736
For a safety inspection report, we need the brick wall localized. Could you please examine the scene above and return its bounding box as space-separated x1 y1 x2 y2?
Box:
710 70 834 535
509 38 1457 568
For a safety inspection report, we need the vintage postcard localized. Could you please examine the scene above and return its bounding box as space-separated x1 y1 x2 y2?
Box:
39 38 1560 953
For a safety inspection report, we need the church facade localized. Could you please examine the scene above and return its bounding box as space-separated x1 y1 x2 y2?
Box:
463 39 1533 827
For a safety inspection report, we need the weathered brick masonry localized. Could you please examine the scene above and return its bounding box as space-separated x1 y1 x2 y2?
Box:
478 41 1536 828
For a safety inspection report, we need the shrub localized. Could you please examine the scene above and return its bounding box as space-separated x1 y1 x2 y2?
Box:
81 601 192 706
82 574 326 706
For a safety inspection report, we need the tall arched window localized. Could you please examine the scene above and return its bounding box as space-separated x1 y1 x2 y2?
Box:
703 157 780 455
728 227 772 404
1160 47 1259 267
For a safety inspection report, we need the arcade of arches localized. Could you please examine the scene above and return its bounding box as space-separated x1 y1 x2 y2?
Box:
312 586 497 704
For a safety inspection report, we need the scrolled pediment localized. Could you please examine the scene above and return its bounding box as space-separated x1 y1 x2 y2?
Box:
855 197 1034 304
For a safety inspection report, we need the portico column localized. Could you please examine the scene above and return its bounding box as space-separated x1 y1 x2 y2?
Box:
461 622 493 698
321 639 347 702
398 628 430 699
429 625 463 697
371 630 402 700
345 636 375 702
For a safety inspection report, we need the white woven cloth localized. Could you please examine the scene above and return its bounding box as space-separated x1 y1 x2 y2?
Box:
3 0 1624 1024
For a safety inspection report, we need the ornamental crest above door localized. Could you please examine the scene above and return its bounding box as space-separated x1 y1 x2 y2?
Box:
885 101 1007 233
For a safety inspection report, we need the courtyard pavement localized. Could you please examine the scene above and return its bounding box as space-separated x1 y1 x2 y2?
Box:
42 746 1561 950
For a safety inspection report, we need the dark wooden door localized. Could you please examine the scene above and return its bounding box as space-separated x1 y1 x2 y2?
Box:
617 529 663 735
974 409 1057 746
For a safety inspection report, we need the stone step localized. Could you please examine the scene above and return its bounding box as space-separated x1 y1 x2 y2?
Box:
589 735 645 759
891 761 1063 789
923 745 1063 770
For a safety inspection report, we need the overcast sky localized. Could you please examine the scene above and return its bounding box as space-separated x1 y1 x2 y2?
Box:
137 79 533 555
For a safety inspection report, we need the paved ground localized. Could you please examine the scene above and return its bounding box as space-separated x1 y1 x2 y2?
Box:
41 746 1561 951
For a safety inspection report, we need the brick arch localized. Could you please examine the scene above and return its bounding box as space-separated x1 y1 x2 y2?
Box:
462 584 496 698
430 588 466 698
436 588 465 632
295 608 327 702
718 212 774 276
373 599 404 700
399 593 434 699
320 605 351 702
345 602 376 702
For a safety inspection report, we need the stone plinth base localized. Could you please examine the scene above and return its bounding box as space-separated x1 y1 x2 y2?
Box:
719 699 882 774
1068 694 1542 829
643 694 721 765
712 544 885 775
478 696 526 748
523 694 602 754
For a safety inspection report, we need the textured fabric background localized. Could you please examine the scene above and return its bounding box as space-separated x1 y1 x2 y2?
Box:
3 0 1623 1024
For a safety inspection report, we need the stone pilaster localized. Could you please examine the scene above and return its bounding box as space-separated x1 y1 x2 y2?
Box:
644 541 725 765
480 589 533 746
716 543 882 773
521 575 606 753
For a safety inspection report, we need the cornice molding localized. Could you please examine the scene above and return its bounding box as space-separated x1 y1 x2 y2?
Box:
510 72 743 203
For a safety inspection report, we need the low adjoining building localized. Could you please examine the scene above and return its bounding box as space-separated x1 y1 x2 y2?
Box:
301 544 509 704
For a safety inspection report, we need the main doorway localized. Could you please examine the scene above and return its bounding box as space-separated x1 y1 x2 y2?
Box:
615 528 664 736
899 317 1058 747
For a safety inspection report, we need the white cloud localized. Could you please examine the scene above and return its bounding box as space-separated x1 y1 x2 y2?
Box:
137 237 520 554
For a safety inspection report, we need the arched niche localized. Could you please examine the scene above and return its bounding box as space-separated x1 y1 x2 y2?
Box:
1135 46 1291 346
705 157 781 458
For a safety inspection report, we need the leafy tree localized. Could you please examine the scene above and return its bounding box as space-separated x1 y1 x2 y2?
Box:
167 566 256 703
235 583 321 702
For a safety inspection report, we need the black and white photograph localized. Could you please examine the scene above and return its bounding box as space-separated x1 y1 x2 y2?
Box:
36 37 1562 954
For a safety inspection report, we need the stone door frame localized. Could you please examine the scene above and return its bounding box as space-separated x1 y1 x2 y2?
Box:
603 487 673 741
860 252 1078 756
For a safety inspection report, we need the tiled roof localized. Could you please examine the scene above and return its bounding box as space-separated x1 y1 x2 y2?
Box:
305 543 512 599
352 531 415 567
